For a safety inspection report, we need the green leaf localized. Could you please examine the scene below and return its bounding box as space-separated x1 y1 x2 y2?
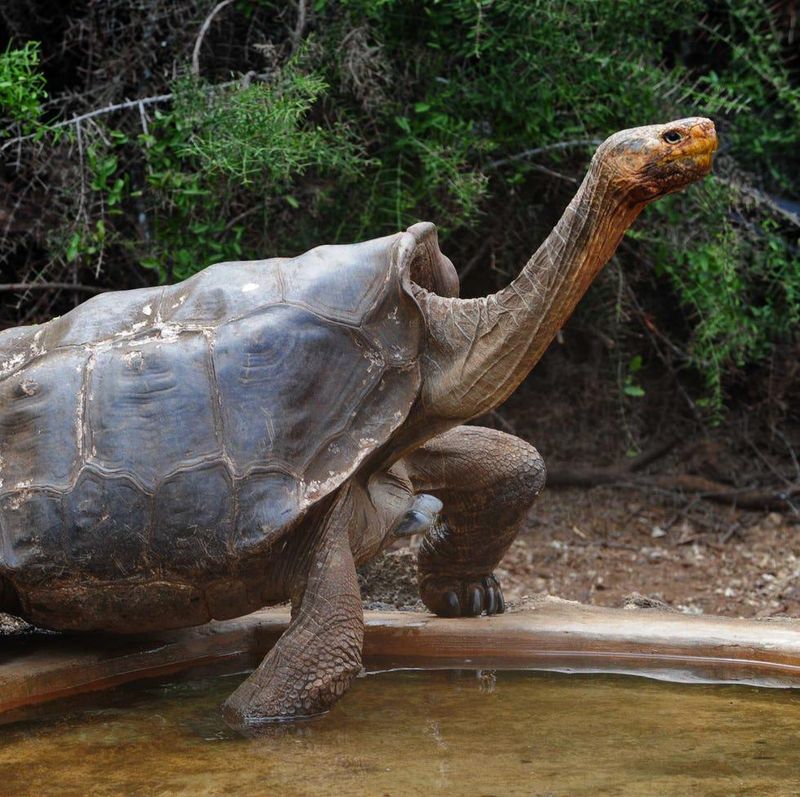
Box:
623 384 646 398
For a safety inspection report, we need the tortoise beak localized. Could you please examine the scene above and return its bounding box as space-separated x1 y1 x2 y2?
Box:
688 118 717 174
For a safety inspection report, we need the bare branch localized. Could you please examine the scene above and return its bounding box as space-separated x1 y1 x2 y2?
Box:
0 93 173 153
547 467 800 513
290 0 308 54
0 73 272 154
191 0 236 77
138 101 150 137
716 175 800 228
486 140 602 170
0 282 106 294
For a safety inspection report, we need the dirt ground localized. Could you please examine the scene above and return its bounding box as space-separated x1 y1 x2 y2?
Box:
499 485 800 618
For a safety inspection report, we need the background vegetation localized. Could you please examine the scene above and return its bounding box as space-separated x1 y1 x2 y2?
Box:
0 0 798 456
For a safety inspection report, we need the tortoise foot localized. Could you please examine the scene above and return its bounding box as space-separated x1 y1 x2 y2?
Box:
419 573 505 617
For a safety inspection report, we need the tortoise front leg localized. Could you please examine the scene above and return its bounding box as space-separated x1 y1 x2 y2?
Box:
223 498 363 726
404 426 546 617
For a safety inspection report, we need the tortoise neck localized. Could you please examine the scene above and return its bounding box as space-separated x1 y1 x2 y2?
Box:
416 160 642 424
496 162 640 372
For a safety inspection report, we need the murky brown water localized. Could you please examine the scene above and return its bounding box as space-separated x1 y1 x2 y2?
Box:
1 669 799 796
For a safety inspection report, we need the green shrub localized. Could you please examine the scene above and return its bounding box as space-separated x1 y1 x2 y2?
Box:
0 40 46 134
0 1 797 419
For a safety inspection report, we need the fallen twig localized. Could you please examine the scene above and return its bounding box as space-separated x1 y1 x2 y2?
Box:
0 282 106 294
486 140 602 170
547 467 800 512
626 435 681 472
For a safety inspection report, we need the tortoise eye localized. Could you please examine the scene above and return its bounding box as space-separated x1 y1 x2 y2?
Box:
663 130 683 144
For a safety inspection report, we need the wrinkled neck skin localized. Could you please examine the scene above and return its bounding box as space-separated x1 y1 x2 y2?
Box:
400 158 644 450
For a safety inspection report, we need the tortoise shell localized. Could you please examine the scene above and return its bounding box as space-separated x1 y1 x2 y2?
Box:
0 222 455 630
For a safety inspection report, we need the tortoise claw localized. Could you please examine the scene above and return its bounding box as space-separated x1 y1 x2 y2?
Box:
484 581 497 615
442 591 461 617
467 586 483 617
482 575 505 615
419 573 506 618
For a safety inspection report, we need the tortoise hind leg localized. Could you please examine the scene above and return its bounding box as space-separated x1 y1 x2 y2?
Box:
403 425 545 617
223 494 363 726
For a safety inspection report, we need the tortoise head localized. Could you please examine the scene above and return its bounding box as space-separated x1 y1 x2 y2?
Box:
595 117 717 204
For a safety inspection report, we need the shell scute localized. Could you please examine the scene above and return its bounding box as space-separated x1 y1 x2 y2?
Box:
152 463 233 574
280 235 397 325
0 348 85 492
63 469 150 580
234 471 300 554
86 332 220 490
0 488 65 584
160 259 285 325
41 286 164 350
212 305 386 477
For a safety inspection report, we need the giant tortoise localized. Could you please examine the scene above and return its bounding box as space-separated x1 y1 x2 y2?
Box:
0 118 717 724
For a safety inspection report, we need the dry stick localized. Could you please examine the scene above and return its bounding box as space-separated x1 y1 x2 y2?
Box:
0 72 272 154
488 409 517 435
0 94 173 153
524 162 579 185
626 435 682 472
290 0 308 54
191 0 236 77
546 467 800 512
457 238 491 281
742 430 796 492
716 175 800 229
486 140 602 170
775 428 800 482
0 282 107 294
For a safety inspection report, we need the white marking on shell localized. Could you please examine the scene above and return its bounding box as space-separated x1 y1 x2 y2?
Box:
113 320 147 339
124 324 181 348
5 490 31 510
304 472 346 504
142 304 152 316
123 350 144 370
30 328 45 357
0 352 25 377
241 283 259 293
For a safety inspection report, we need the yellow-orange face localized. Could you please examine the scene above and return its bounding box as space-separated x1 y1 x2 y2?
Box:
596 117 718 203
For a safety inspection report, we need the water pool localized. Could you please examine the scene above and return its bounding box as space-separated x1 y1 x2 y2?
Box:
1 668 799 796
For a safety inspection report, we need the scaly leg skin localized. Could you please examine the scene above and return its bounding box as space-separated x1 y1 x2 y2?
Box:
404 426 546 617
222 497 363 727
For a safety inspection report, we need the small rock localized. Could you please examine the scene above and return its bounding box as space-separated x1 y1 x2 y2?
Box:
623 592 675 612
